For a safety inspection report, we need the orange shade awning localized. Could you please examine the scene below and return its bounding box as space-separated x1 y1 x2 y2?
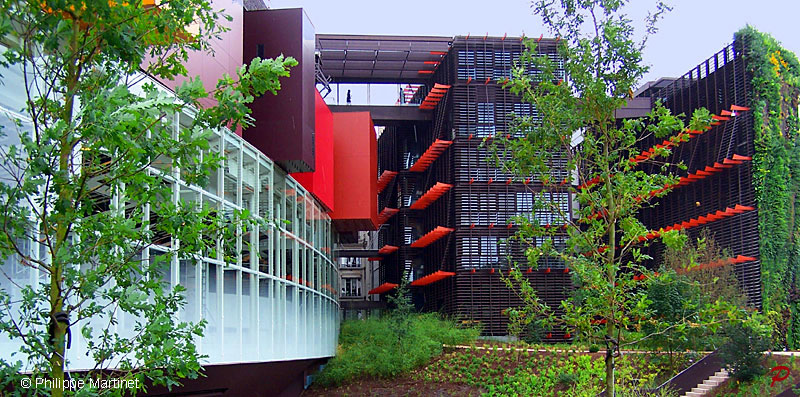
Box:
376 170 398 194
410 226 454 248
376 207 400 225
378 245 399 255
408 139 453 172
368 283 398 295
409 182 453 210
410 270 456 286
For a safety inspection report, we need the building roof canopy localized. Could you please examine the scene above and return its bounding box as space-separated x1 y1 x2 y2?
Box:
316 34 452 83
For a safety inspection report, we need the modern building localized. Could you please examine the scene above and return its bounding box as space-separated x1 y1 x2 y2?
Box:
632 29 800 347
315 35 574 338
315 28 799 342
147 5 390 395
2 1 796 395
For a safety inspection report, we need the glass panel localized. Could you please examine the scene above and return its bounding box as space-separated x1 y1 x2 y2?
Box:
179 259 199 323
202 262 221 361
202 194 221 260
223 138 240 204
242 273 255 361
259 161 271 219
259 226 271 275
258 277 273 359
285 180 296 234
242 149 257 211
286 285 297 349
206 132 222 196
222 269 241 360
273 171 285 224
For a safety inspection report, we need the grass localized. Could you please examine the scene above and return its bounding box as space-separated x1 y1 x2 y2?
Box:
312 313 480 387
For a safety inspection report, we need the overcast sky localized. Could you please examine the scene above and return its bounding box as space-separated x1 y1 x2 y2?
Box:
268 0 800 87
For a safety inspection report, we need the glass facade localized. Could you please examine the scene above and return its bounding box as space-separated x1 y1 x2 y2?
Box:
0 64 339 369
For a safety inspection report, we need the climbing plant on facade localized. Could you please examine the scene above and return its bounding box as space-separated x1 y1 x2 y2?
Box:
738 26 800 349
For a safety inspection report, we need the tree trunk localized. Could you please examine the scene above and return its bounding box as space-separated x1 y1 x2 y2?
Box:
604 153 617 396
49 313 66 397
47 20 81 397
605 348 615 396
49 260 66 397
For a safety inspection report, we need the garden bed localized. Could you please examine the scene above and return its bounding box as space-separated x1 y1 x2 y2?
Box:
308 343 692 396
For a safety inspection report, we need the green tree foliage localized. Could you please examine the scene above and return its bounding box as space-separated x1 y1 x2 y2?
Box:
718 322 771 381
0 0 296 395
643 232 747 371
497 1 764 395
737 26 800 349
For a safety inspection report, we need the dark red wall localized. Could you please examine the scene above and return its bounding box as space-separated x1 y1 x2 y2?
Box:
243 8 316 173
329 112 378 232
144 358 325 396
291 91 335 212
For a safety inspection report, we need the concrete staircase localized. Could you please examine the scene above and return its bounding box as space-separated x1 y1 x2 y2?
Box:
681 369 729 397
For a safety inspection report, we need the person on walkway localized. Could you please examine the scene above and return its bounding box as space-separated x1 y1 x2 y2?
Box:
346 89 352 105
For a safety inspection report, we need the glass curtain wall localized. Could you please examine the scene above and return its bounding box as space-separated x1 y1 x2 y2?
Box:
0 67 339 369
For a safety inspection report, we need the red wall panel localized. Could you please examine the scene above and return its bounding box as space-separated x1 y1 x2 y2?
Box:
291 91 335 212
329 112 378 231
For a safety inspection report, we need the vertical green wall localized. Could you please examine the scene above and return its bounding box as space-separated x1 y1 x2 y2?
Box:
737 26 800 348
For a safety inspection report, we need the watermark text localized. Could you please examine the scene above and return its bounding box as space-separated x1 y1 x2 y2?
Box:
20 376 139 391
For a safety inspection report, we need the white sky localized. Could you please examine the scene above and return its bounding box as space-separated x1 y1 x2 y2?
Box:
269 0 800 88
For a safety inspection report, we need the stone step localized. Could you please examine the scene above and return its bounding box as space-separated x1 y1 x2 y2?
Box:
681 368 729 397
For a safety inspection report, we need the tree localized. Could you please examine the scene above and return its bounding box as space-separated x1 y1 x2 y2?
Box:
0 0 296 395
643 231 747 371
497 1 765 395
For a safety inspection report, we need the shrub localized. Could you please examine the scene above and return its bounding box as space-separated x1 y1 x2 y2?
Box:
719 322 771 381
557 372 579 386
589 344 601 353
313 313 479 387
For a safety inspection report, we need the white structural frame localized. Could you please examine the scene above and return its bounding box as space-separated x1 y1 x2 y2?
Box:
0 64 340 369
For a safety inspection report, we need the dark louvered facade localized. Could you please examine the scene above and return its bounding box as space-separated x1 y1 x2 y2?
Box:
636 40 762 306
376 37 573 337
331 32 764 338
